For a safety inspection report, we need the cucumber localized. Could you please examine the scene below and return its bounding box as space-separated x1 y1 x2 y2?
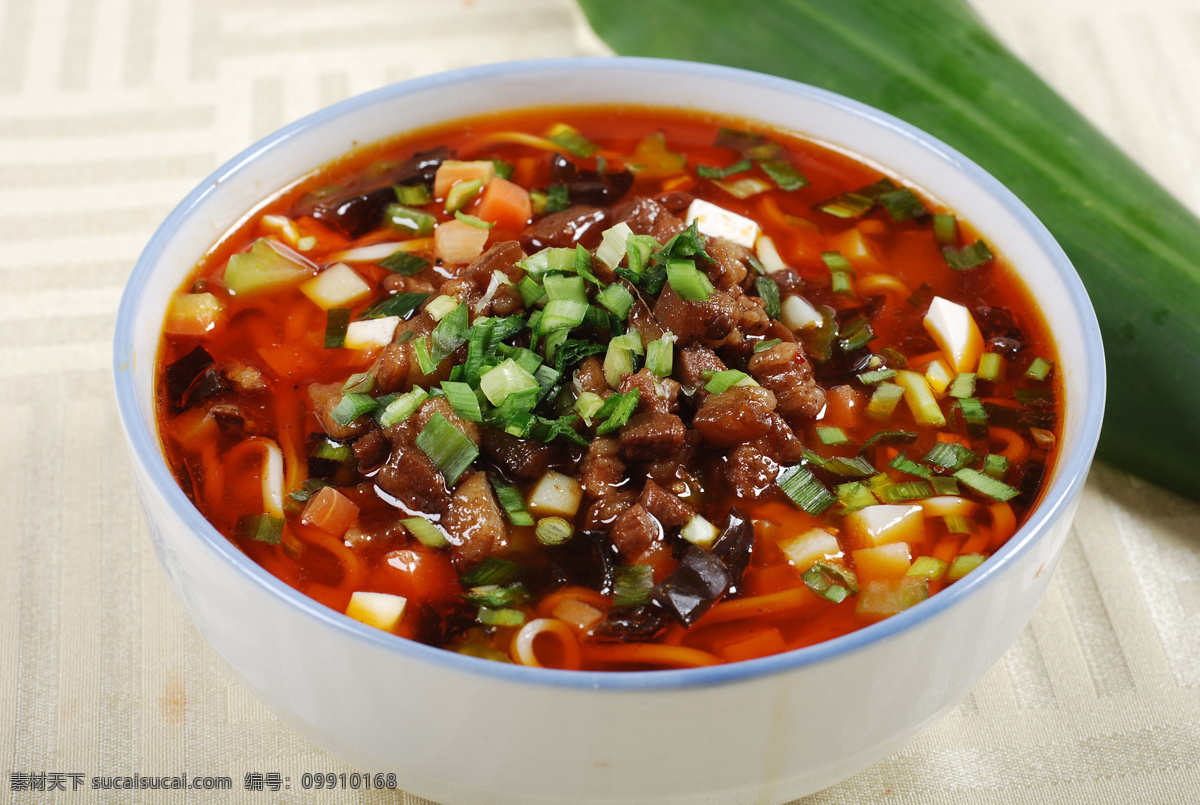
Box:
577 0 1200 499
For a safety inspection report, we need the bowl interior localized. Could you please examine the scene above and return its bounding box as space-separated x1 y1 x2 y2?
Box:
114 57 1105 688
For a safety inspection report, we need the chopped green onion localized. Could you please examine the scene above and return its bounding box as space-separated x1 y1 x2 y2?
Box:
477 607 526 627
666 259 713 301
490 159 514 180
330 392 379 427
358 291 429 321
878 187 928 222
595 388 640 436
801 560 858 603
857 368 898 384
402 516 450 548
954 396 990 438
427 300 470 369
923 441 980 472
860 429 918 451
1024 357 1053 381
835 481 877 513
377 387 428 428
1015 387 1055 407
944 514 976 534
947 372 977 399
646 333 676 378
425 294 460 322
236 513 284 544
490 476 535 527
779 465 836 515
839 316 876 352
822 251 855 296
535 516 574 545
877 480 934 503
713 126 766 152
866 381 905 421
613 564 655 607
544 184 569 214
816 191 875 218
573 391 606 425
311 440 352 462
460 556 524 587
393 184 432 206
341 371 374 395
378 249 430 275
888 451 933 479
757 159 808 190
324 308 351 348
755 275 782 319
440 380 483 423
705 369 750 395
444 178 483 213
596 283 634 319
547 125 599 157
464 583 532 608
454 210 495 229
385 204 436 239
982 453 1010 480
932 213 957 246
804 448 876 478
753 338 782 353
930 476 960 495
479 359 540 406
595 222 633 270
977 352 1005 382
947 553 988 580
696 158 752 178
943 240 994 269
517 276 545 307
416 413 479 486
816 426 852 447
907 556 949 580
954 468 1020 502
712 176 772 199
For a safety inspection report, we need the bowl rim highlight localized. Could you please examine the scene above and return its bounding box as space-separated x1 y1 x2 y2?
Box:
113 56 1106 692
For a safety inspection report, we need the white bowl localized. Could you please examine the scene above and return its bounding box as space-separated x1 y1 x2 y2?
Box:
113 58 1105 804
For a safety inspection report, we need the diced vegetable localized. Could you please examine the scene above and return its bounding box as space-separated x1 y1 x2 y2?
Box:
433 159 496 199
435 219 490 264
526 471 582 518
780 295 822 331
300 486 360 536
923 296 983 374
474 176 532 230
680 515 719 549
842 504 925 549
223 239 315 297
894 370 946 426
855 577 929 622
685 198 759 248
343 316 399 350
346 591 408 631
164 292 225 337
776 527 841 570
852 542 912 582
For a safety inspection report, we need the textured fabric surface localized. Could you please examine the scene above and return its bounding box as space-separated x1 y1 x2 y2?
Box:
2 0 1198 802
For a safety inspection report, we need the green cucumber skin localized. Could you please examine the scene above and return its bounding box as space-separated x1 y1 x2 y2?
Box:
578 0 1200 499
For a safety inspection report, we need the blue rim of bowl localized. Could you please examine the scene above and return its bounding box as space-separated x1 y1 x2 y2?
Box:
114 56 1106 692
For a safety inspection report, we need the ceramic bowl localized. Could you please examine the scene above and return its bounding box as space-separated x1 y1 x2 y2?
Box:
113 57 1105 804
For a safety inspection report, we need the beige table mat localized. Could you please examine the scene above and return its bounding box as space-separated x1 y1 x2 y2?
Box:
2 0 1198 802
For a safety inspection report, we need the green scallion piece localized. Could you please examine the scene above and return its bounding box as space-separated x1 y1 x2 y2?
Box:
878 187 928 222
385 204 436 238
490 476 535 527
595 388 640 436
330 392 379 427
923 441 981 472
947 372 977 399
477 607 526 627
427 300 470 369
341 371 374 395
358 291 429 321
454 210 495 229
860 429 918 451
932 213 957 246
444 178 483 213
930 476 960 495
535 516 574 546
779 465 836 515
696 158 752 179
464 583 532 609
982 453 1010 480
646 333 676 378
816 191 875 218
516 275 545 307
401 516 450 548
947 553 988 580
977 352 1005 382
954 468 1020 502
955 397 990 438
490 159 514 180
1015 387 1055 407
1024 357 1053 381
311 440 352 462
324 308 351 348
393 184 432 206
547 127 599 158
835 481 877 513
866 382 905 421
612 564 655 607
544 184 569 213
753 338 782 353
236 513 284 544
888 451 933 479
416 412 479 485
378 249 431 276
460 556 524 587
857 368 898 384
944 514 976 535
877 480 934 503
803 449 877 478
907 556 949 580
377 387 428 428
801 560 858 603
816 426 852 447
479 359 540 406
839 316 876 352
705 369 750 395
943 240 994 270
755 275 781 319
666 259 713 301
757 159 808 191
440 380 483 423
596 283 635 319
539 298 589 334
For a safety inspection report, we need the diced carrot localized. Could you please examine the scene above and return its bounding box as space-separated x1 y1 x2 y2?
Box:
474 176 532 231
719 628 788 663
433 159 496 199
301 486 360 536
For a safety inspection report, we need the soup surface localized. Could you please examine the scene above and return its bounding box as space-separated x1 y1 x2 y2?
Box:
156 105 1060 670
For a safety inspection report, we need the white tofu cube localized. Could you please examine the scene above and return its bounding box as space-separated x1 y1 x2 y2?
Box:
923 296 984 373
343 316 399 350
685 198 760 248
345 591 407 631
